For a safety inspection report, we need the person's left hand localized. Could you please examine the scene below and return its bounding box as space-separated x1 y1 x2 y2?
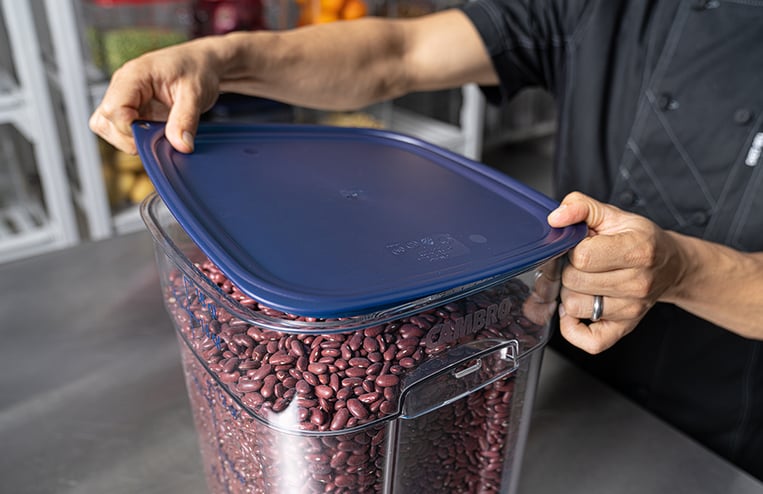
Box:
547 191 687 354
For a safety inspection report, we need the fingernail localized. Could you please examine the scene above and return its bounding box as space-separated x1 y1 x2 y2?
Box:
182 131 194 152
558 304 566 318
548 204 567 221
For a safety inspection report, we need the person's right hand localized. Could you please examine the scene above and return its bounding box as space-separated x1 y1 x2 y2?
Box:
89 38 225 155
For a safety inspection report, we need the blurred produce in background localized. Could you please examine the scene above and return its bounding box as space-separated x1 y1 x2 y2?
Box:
192 0 267 36
98 138 155 207
84 0 193 76
296 0 367 25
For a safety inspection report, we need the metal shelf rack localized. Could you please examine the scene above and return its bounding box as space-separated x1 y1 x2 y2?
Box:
0 0 79 263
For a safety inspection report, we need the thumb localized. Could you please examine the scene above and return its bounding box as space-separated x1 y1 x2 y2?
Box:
547 191 618 233
165 84 204 154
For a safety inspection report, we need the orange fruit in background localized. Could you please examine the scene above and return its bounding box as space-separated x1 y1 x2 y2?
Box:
299 0 362 25
315 10 339 23
320 0 345 14
298 0 318 26
340 0 367 19
297 10 312 25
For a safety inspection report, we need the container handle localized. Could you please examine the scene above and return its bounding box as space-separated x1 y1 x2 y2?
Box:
397 338 519 419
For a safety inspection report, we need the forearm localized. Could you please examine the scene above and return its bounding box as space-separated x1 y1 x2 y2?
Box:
209 11 497 110
663 231 763 339
90 9 496 154
218 20 409 110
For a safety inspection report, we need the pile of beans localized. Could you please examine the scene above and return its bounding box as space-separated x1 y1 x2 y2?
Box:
162 258 547 494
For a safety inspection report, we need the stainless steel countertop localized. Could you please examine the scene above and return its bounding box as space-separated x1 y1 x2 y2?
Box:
1 231 761 494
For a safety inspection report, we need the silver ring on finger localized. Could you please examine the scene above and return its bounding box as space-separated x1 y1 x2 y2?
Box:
591 295 604 322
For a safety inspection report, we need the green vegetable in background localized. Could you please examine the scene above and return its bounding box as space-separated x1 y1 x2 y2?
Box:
95 27 188 75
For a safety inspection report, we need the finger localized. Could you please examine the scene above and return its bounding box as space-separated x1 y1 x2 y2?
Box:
164 82 206 154
98 66 154 135
559 287 644 322
90 69 155 154
561 264 654 300
567 232 658 273
557 305 630 354
547 191 623 233
139 99 171 122
522 295 557 326
89 110 138 155
532 270 561 302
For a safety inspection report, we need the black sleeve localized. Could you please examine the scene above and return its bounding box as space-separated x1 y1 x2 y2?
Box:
460 0 595 103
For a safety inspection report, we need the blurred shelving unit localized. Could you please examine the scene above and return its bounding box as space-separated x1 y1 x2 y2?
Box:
0 0 79 263
36 0 114 239
40 0 185 238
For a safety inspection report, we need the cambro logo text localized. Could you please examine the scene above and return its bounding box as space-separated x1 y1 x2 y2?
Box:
424 297 513 347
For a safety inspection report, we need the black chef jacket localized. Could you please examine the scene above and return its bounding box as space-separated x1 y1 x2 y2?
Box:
461 0 763 480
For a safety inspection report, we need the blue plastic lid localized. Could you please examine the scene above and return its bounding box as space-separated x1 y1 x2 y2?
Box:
134 121 586 318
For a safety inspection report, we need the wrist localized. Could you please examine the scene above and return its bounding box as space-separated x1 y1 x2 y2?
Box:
206 31 264 83
660 230 695 304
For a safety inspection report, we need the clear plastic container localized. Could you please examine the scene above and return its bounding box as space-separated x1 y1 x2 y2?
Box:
142 193 565 494
135 121 584 494
83 0 193 75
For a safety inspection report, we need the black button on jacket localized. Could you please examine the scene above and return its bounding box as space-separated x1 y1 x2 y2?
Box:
463 0 763 479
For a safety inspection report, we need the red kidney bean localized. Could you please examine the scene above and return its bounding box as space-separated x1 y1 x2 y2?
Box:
399 357 416 368
346 399 368 419
315 385 334 400
261 374 277 398
233 333 255 348
344 366 366 378
379 400 395 415
358 392 381 404
307 363 328 375
302 372 320 387
290 339 306 356
366 362 383 376
363 337 378 353
237 380 262 394
341 377 363 387
383 387 395 402
238 359 258 370
375 375 399 388
310 408 326 426
269 351 295 366
330 450 349 468
364 325 384 338
348 357 370 368
361 380 375 394
221 357 239 374
250 363 271 380
334 475 354 488
330 407 351 431
219 372 239 384
334 359 348 371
